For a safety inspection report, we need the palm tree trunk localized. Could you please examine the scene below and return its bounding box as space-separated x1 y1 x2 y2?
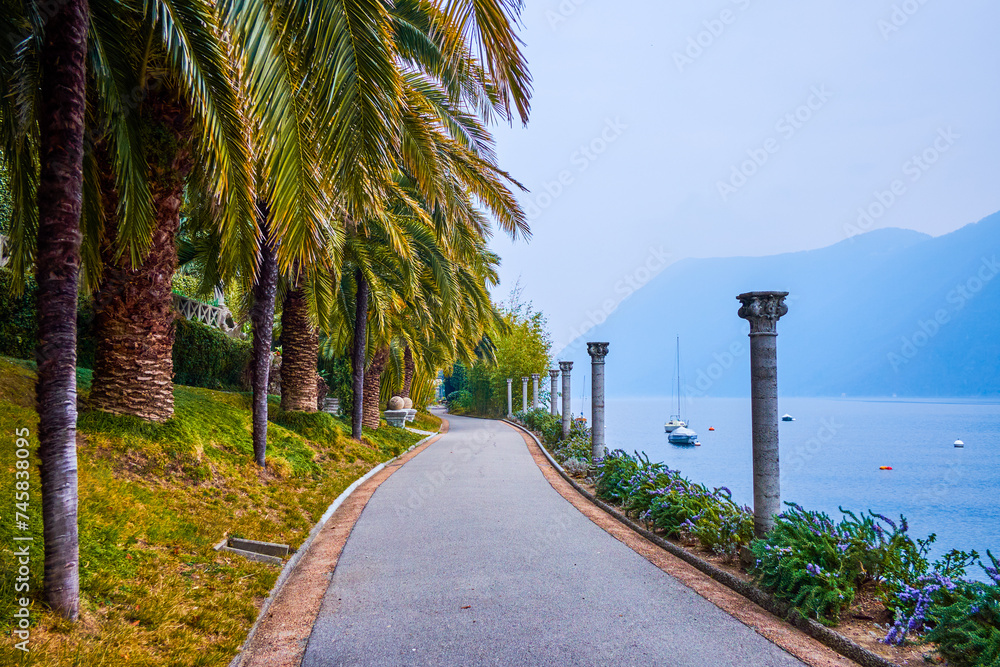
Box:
250 207 278 466
350 269 369 440
34 0 89 621
90 92 192 423
401 345 415 398
279 285 318 412
362 346 389 429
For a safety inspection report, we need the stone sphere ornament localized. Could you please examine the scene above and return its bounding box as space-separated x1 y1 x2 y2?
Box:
388 396 405 410
402 397 413 409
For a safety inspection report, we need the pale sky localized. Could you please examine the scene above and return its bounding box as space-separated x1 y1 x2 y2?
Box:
488 0 1000 353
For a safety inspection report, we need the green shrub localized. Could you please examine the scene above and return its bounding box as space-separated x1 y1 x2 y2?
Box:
594 449 641 504
172 318 251 391
445 389 473 414
594 450 754 561
516 408 561 444
551 433 591 464
924 557 1000 666
0 270 38 360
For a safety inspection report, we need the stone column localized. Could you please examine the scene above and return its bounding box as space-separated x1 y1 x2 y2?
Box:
587 343 609 461
549 370 560 416
559 361 573 439
737 291 789 538
531 374 540 411
521 377 529 413
506 378 513 419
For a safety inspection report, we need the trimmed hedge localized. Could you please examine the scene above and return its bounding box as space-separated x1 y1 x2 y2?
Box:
0 271 251 392
0 271 37 361
172 318 251 391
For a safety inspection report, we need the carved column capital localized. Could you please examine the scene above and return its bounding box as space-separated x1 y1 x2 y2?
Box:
506 378 512 385
737 291 789 335
558 361 573 373
531 373 540 380
549 369 560 379
587 342 610 362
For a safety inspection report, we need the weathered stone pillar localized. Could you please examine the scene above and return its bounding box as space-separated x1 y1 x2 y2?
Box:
506 378 513 419
587 343 609 461
737 291 789 538
531 373 540 411
559 361 573 439
549 370 560 416
521 377 528 413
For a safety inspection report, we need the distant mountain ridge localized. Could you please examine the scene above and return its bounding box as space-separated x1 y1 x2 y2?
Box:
561 212 1000 397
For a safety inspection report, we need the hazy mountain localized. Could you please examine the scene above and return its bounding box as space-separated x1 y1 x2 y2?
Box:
560 212 1000 398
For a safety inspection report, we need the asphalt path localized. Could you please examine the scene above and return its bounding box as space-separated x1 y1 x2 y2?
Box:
302 413 807 667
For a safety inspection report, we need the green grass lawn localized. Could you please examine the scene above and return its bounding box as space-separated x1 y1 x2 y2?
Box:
0 356 423 666
409 410 443 433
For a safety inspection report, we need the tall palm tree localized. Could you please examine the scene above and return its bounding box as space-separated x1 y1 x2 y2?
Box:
280 279 320 411
0 0 90 621
86 0 253 422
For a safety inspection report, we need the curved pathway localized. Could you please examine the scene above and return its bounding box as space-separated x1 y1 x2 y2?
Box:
302 413 807 666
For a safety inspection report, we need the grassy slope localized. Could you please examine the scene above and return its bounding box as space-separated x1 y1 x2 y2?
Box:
409 410 442 433
0 357 428 666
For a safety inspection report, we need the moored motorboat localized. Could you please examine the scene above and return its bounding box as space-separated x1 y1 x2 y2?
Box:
781 414 795 422
668 426 698 446
954 439 965 448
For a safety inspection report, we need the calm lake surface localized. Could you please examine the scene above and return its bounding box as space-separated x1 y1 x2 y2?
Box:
568 396 1000 571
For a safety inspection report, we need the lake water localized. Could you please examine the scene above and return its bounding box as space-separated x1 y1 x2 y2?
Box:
568 396 1000 573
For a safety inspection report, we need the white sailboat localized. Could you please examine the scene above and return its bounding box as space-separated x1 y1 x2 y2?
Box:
664 337 697 445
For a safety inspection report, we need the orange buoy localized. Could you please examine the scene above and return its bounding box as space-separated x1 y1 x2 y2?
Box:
708 427 715 431
879 466 893 470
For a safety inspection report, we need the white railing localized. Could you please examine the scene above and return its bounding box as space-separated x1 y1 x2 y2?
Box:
0 233 9 268
173 294 240 336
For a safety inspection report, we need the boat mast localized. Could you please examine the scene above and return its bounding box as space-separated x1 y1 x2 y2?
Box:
676 335 681 418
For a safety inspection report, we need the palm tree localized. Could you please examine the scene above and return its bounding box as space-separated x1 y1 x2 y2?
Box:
279 280 320 411
86 0 253 422
0 0 90 621
248 212 278 466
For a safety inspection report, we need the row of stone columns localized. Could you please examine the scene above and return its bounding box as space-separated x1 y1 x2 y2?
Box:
503 291 789 539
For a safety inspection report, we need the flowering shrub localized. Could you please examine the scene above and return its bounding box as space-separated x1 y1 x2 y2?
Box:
562 457 590 477
924 552 1000 666
594 449 640 503
752 503 980 628
551 433 591 465
593 450 754 562
750 504 864 623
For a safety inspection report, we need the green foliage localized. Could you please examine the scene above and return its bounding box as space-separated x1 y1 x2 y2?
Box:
925 558 1000 666
172 318 252 391
594 449 641 504
442 296 552 417
0 359 422 665
445 389 473 414
0 161 11 234
749 504 978 625
318 354 353 416
0 281 248 393
551 432 591 464
0 270 38 359
590 449 755 563
515 408 561 444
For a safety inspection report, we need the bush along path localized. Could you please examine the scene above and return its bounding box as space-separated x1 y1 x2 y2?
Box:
300 412 809 666
515 407 1000 667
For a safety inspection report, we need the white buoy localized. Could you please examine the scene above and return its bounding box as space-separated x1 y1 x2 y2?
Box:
954 439 965 448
